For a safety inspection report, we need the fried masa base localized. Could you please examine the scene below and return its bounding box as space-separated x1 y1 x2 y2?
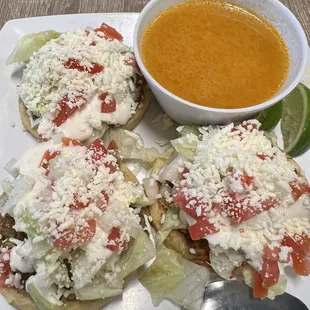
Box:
19 86 151 140
0 161 139 310
1 288 110 310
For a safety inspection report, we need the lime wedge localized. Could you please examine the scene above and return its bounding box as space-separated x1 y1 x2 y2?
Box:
7 30 60 65
281 83 310 157
256 101 282 132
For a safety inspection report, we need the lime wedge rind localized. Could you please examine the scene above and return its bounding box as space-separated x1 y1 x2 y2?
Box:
281 83 310 157
256 101 282 132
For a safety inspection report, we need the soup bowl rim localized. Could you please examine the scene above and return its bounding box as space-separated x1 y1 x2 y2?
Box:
133 0 309 115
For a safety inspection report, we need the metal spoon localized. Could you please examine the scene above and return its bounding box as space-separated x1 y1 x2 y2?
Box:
201 280 309 310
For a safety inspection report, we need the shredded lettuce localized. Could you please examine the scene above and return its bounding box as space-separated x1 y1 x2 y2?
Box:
26 254 70 308
178 125 201 138
74 276 123 300
103 128 159 166
209 249 244 280
155 207 187 247
169 125 202 160
143 177 159 203
118 229 156 278
7 30 61 65
16 209 44 238
72 229 154 300
27 281 64 310
157 154 186 183
29 239 54 260
171 134 199 160
139 246 210 310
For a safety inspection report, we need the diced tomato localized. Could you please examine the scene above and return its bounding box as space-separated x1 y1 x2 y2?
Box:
40 150 60 168
96 190 109 212
173 189 187 209
264 242 290 263
64 58 104 74
100 92 116 113
224 194 279 225
188 217 219 240
294 234 310 255
106 226 121 251
62 137 82 147
64 58 86 71
257 153 274 160
53 219 96 249
291 252 310 276
94 23 123 41
88 63 104 74
0 251 12 288
227 171 254 191
40 149 60 175
253 271 268 298
86 138 107 161
261 258 280 288
69 193 90 209
290 181 310 201
261 197 279 212
53 95 86 127
282 235 305 255
104 161 118 173
264 245 280 261
240 172 254 188
282 234 310 256
224 195 257 225
173 189 204 220
229 204 257 225
107 140 118 152
90 41 96 46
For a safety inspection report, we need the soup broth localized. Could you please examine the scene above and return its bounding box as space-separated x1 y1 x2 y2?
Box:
141 0 289 109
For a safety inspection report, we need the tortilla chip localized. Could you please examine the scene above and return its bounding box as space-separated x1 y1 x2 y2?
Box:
1 287 110 310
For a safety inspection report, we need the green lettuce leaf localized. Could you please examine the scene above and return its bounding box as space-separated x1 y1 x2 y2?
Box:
7 30 61 65
139 246 210 310
26 257 71 309
155 207 187 247
118 229 156 278
171 134 199 160
179 125 201 138
103 129 160 166
209 249 244 280
74 276 123 301
72 229 155 300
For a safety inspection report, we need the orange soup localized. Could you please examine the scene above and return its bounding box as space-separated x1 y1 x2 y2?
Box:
141 1 289 109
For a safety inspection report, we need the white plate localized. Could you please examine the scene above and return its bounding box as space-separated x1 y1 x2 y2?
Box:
0 12 310 310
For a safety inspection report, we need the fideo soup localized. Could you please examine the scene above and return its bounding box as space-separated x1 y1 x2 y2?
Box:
141 1 289 109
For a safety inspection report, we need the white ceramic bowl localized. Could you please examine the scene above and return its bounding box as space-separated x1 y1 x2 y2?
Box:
134 0 309 125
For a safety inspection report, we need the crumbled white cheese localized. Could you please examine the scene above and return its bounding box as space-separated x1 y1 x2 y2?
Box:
171 121 310 271
20 27 142 141
189 248 196 255
8 139 146 293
